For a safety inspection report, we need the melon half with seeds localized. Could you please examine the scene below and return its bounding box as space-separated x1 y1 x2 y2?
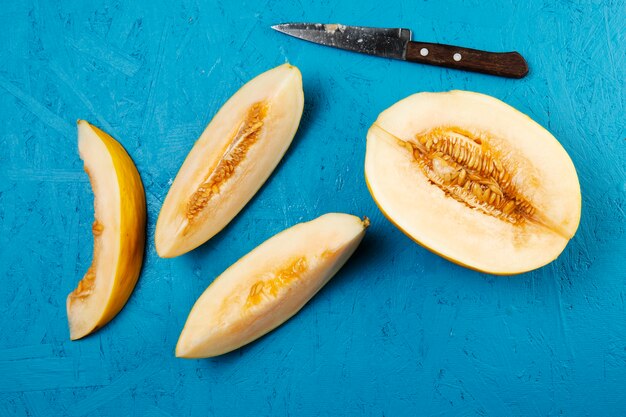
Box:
155 64 304 258
365 91 581 274
176 213 369 358
67 121 146 340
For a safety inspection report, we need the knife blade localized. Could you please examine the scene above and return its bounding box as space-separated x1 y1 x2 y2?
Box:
272 23 528 79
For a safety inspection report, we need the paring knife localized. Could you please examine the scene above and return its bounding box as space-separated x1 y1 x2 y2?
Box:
272 23 528 79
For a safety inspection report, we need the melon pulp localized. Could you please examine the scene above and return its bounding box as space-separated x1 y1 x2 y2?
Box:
365 91 581 275
155 64 304 258
176 213 369 358
67 121 146 340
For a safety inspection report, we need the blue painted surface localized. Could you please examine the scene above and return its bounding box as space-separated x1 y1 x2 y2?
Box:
0 0 625 415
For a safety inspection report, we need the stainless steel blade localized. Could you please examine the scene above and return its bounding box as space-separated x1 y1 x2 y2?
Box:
272 23 412 60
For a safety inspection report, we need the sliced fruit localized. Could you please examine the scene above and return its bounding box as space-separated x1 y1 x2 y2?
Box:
67 120 146 340
155 63 304 258
176 213 368 358
365 90 581 274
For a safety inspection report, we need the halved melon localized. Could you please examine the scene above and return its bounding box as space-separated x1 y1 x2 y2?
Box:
365 91 581 274
155 64 304 258
176 213 368 358
67 121 146 340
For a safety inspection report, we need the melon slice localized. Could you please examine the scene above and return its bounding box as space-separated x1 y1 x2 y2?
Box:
155 63 304 258
365 91 581 274
67 121 146 340
176 213 368 358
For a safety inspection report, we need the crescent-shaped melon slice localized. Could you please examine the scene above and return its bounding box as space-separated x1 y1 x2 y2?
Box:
176 213 369 358
365 91 581 274
155 63 304 258
67 121 146 340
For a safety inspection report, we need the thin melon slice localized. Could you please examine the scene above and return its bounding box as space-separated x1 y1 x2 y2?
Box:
176 213 368 358
155 64 304 258
67 121 146 340
365 91 581 274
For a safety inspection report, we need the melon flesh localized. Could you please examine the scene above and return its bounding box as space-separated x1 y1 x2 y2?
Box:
176 213 368 358
156 64 304 258
67 121 146 340
365 91 581 274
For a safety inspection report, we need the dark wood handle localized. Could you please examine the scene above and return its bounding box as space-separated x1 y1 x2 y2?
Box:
405 41 528 78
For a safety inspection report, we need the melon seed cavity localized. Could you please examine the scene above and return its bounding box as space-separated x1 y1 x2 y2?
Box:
186 101 268 221
405 127 535 224
245 256 308 309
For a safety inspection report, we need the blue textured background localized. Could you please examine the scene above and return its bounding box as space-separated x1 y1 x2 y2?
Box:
1 0 625 415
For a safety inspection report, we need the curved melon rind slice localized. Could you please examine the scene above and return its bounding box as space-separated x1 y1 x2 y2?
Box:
365 91 581 275
176 213 369 358
67 121 146 340
155 63 304 258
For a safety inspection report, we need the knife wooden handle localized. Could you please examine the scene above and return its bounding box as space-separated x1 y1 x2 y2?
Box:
405 41 528 78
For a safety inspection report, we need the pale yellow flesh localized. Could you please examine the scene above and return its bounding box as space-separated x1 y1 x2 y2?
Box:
176 213 368 358
67 121 146 340
365 91 581 274
155 63 304 258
